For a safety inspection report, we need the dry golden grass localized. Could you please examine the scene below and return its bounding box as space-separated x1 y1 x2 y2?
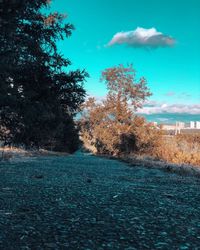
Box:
0 147 28 161
0 147 69 162
151 134 200 167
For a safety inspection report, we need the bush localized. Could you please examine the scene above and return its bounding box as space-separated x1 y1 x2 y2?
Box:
152 134 200 166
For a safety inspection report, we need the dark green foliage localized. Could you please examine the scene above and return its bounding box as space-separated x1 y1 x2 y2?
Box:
0 0 87 152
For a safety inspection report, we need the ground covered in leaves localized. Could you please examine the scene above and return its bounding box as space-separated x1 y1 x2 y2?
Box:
0 151 200 249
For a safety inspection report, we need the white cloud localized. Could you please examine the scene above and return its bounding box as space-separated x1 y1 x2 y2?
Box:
137 102 200 114
108 27 176 49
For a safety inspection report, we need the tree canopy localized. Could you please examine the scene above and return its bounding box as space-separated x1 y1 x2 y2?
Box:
101 65 151 107
80 65 159 155
0 0 87 152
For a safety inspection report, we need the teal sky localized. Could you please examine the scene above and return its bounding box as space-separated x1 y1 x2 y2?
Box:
50 0 200 119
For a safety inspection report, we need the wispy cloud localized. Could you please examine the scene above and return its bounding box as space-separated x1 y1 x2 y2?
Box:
137 102 200 114
165 91 176 97
178 92 191 98
108 27 176 49
164 91 191 98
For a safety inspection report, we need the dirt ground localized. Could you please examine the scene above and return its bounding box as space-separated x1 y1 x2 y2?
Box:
0 151 200 249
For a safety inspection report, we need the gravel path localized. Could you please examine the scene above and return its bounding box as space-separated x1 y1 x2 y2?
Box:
0 151 200 249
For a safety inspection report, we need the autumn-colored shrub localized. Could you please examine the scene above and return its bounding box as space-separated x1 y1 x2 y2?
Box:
128 116 163 154
152 134 200 166
79 64 200 167
176 134 200 144
79 65 165 157
79 96 161 156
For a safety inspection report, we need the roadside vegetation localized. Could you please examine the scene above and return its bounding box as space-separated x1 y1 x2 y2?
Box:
152 134 200 166
79 65 200 167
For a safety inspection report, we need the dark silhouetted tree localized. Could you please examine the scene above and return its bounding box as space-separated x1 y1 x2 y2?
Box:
0 0 87 152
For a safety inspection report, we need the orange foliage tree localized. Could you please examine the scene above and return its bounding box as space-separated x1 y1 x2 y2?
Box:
79 65 160 155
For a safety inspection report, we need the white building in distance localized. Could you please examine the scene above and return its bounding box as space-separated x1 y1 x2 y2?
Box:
190 121 195 129
159 120 200 133
196 121 200 129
